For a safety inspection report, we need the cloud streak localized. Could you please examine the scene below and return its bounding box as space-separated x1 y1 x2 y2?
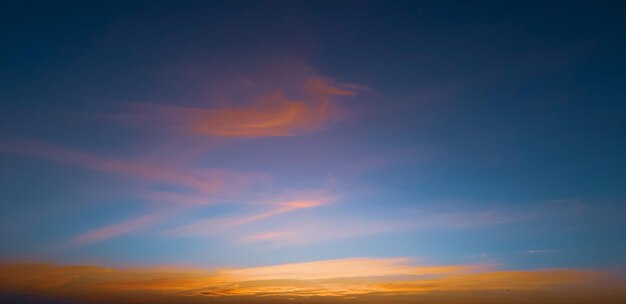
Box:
0 138 272 245
169 198 331 237
123 77 357 138
0 138 261 195
236 202 580 246
69 214 161 246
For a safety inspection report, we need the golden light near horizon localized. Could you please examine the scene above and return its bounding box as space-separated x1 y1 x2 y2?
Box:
1 258 618 302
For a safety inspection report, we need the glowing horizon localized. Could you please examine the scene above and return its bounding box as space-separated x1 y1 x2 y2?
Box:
1 257 621 303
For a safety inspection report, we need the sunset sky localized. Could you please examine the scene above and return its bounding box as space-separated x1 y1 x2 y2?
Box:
1 1 625 303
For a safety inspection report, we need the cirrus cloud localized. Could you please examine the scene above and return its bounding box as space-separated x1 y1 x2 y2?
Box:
123 77 357 138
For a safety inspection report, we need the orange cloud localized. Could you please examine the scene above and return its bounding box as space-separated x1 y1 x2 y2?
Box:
0 258 621 303
218 258 469 281
126 77 357 138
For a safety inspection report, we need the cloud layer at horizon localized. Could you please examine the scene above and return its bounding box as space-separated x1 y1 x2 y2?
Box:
2 258 622 303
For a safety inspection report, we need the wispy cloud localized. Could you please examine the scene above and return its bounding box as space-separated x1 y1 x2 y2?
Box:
0 138 271 246
0 138 261 195
236 202 584 246
238 218 408 245
122 77 357 138
69 214 161 246
521 249 561 254
217 257 471 281
169 198 331 237
239 231 293 243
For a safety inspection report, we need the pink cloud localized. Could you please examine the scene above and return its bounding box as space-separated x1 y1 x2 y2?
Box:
0 138 262 196
70 214 160 246
239 231 293 243
169 198 331 237
236 203 580 246
0 138 271 245
237 218 408 245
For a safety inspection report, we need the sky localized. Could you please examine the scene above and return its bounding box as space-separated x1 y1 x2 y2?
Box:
1 0 625 303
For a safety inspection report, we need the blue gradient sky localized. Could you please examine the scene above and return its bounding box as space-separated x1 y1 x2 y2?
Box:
0 1 625 301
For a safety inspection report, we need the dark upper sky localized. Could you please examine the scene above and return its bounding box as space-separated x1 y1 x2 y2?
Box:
0 1 625 302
